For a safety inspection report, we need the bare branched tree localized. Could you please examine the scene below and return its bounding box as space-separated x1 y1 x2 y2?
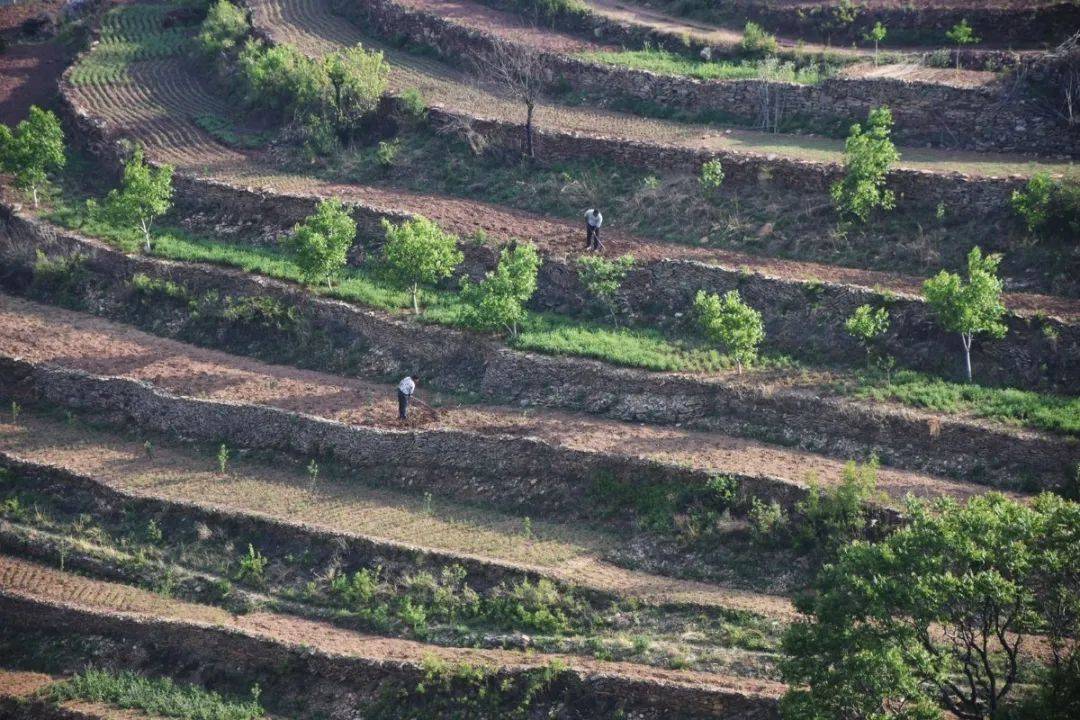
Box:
474 39 549 159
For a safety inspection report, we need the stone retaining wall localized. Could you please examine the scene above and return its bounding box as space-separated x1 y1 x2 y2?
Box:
2 212 1075 490
336 0 1079 156
0 594 780 719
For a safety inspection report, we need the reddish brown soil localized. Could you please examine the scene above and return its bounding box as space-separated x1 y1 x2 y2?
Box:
397 0 610 53
0 1 69 125
0 669 54 698
0 294 1021 505
0 554 788 697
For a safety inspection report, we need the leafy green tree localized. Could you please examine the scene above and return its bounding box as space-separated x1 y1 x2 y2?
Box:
104 146 173 252
576 253 634 324
864 21 887 63
0 106 66 207
845 304 890 367
237 40 326 122
288 198 356 288
782 492 1077 720
922 246 1007 383
197 0 249 58
694 289 764 373
946 19 979 69
324 45 389 141
461 243 541 338
382 216 463 313
831 107 900 222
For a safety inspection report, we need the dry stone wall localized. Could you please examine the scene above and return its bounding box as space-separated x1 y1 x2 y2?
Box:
2 210 1075 490
338 0 1079 156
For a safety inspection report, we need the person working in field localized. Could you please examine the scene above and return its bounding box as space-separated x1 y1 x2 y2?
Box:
397 375 418 421
585 208 603 251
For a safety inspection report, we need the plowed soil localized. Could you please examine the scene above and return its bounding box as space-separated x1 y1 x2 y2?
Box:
0 555 788 696
0 294 1017 507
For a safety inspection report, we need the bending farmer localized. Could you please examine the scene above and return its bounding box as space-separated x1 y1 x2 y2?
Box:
585 208 603 251
397 375 418 421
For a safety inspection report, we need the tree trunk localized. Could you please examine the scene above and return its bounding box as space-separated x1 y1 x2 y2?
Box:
142 219 152 253
962 333 973 383
31 185 39 208
412 283 420 314
524 102 535 158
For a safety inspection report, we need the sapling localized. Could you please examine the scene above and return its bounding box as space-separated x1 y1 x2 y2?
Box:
104 147 174 252
307 459 319 486
844 304 889 368
144 440 154 459
288 198 357 289
460 243 542 338
694 289 765 374
0 106 66 207
923 246 1007 383
946 19 979 69
382 216 463 314
864 22 886 64
831 107 899 222
217 443 230 474
9 401 19 425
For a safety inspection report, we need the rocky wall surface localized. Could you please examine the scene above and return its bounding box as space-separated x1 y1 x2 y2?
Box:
0 594 781 719
2 211 1075 489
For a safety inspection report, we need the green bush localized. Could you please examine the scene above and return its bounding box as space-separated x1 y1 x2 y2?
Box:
575 253 634 324
237 40 326 122
793 457 878 556
1011 171 1080 241
844 304 889 367
699 158 724 194
740 22 778 58
323 45 389 141
196 0 249 58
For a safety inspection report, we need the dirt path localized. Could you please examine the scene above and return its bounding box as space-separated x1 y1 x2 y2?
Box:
65 59 1080 321
0 294 1016 508
0 410 804 612
0 555 788 696
246 0 1069 177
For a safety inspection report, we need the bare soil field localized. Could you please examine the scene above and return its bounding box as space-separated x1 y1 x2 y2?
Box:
0 0 69 126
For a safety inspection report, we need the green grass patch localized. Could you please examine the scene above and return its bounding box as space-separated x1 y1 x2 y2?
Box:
194 115 273 150
45 199 764 374
577 49 822 83
46 669 264 720
851 370 1080 436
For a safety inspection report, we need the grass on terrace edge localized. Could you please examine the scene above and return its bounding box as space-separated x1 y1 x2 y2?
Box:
576 49 824 83
42 199 1080 436
46 668 265 720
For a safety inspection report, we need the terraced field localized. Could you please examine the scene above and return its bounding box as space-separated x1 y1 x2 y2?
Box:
2 0 1079 715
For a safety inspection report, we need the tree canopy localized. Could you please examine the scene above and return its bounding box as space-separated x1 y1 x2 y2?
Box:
104 146 174 251
0 106 66 207
289 198 357 288
382 216 463 313
694 289 765 373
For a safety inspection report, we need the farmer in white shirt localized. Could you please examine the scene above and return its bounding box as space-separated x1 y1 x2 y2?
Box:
585 208 603 251
397 375 418 421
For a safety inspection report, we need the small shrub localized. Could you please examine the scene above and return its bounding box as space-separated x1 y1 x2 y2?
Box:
217 444 229 474
196 0 249 58
306 459 319 485
844 304 889 367
398 88 427 118
740 22 778 58
575 253 634 324
9 401 20 425
1011 171 1080 241
863 22 886 63
235 543 267 585
699 158 725 194
793 457 878 556
748 497 788 546
375 139 400 168
144 519 163 545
